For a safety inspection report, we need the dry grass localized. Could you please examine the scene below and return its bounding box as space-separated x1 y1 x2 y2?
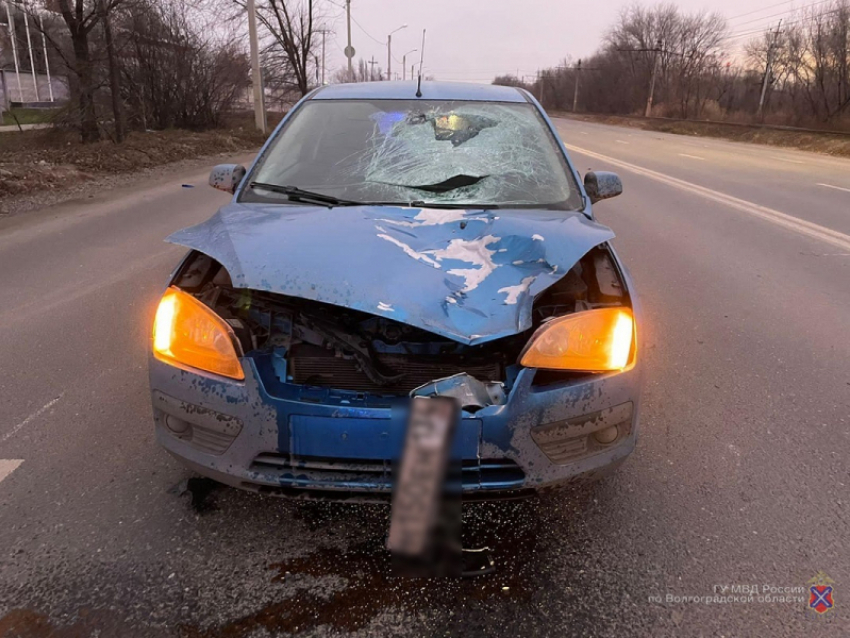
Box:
556 113 850 158
0 113 276 201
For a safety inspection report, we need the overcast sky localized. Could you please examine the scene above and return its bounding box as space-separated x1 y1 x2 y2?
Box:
317 0 800 82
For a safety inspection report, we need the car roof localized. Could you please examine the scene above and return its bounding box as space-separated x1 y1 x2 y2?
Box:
310 80 529 103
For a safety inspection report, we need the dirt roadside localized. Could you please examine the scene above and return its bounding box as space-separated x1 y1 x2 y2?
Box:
554 112 850 158
0 120 271 217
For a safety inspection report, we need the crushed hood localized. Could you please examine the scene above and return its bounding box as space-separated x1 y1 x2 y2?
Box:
166 204 615 345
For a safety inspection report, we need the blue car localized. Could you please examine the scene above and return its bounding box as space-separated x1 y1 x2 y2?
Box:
149 81 642 501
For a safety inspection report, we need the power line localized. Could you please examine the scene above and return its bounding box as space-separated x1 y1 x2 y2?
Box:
728 0 797 21
728 0 832 28
350 13 385 45
722 6 845 42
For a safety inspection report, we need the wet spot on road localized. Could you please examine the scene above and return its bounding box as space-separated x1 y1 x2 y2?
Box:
178 496 580 637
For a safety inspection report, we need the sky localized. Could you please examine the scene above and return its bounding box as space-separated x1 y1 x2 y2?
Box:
316 0 807 82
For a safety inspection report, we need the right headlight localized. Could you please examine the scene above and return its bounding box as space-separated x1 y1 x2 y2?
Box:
152 286 245 381
519 307 635 372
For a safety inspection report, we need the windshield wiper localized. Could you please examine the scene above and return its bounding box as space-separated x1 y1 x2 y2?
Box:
249 182 363 208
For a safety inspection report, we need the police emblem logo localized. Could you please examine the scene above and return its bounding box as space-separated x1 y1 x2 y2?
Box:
807 571 835 615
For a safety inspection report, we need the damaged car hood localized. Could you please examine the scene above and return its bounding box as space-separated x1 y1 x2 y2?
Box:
166 204 614 345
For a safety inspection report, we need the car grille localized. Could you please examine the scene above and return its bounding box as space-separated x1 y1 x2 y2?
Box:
289 351 502 394
247 453 525 493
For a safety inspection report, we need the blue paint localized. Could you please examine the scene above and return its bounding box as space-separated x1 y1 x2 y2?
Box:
167 204 614 345
150 81 642 499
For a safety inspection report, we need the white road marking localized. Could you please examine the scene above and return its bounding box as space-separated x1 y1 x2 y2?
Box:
773 156 804 165
817 182 850 194
679 153 705 160
1 393 65 444
0 460 23 485
565 144 850 252
616 140 629 145
579 131 589 135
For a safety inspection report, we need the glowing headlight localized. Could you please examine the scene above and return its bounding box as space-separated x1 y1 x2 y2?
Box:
152 286 244 380
519 308 635 372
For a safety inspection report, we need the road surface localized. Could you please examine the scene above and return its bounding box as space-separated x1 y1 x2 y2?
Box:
0 119 847 637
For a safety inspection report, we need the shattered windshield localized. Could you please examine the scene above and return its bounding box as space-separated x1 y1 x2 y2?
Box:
244 99 583 210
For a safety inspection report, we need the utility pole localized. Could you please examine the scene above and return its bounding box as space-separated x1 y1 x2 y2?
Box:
757 21 782 118
402 49 417 81
573 59 581 112
315 27 330 85
346 0 352 77
537 69 545 107
247 0 266 133
368 56 377 81
386 25 406 81
645 39 662 118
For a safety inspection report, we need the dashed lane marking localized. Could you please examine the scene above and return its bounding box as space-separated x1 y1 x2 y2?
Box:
1 393 65 444
565 144 850 252
0 460 23 485
817 183 850 194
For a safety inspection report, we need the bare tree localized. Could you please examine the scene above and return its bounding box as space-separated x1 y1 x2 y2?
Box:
522 0 849 128
47 0 126 142
226 0 323 96
120 0 249 130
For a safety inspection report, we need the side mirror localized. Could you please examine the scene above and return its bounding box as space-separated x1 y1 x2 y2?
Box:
209 164 246 194
584 171 623 204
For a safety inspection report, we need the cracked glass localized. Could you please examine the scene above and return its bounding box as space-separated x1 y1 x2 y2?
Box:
244 99 583 210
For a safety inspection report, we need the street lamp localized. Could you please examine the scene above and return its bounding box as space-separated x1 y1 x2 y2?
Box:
387 24 407 81
401 49 417 80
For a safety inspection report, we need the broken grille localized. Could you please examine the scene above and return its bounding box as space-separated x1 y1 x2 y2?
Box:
289 351 503 394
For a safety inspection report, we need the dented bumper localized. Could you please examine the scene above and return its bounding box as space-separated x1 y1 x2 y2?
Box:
150 352 641 501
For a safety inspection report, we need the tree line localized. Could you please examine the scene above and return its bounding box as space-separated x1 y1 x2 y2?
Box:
7 0 253 143
9 0 382 143
496 1 850 129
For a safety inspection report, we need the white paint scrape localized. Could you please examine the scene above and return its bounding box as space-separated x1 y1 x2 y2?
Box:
377 234 442 269
498 276 536 305
378 232 503 293
427 235 500 293
380 208 474 228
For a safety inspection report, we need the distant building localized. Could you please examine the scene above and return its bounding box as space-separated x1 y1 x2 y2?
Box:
0 2 68 113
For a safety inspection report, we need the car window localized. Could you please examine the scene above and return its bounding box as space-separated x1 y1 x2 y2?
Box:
244 99 583 210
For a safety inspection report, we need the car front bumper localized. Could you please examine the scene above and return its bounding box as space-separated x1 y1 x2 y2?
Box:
150 354 642 502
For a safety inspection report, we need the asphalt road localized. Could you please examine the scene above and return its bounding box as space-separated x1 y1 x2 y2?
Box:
1 119 848 638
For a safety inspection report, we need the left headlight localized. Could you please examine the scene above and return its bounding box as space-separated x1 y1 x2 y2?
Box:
152 286 245 380
519 307 635 372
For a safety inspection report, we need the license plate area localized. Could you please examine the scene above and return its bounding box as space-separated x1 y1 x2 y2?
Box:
288 412 479 460
387 396 460 557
